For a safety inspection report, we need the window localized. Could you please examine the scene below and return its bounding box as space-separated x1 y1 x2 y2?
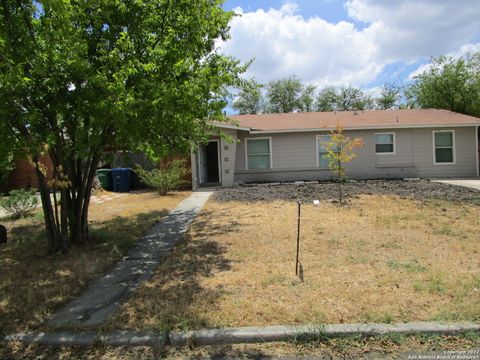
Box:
433 130 455 164
375 133 395 154
246 138 271 170
317 135 339 168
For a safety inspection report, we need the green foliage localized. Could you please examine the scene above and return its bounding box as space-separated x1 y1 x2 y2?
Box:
336 86 366 111
0 150 15 185
0 0 246 250
316 86 338 111
0 188 39 219
316 85 372 112
232 79 264 114
136 160 189 196
377 83 400 110
266 76 304 113
299 84 316 112
408 53 480 116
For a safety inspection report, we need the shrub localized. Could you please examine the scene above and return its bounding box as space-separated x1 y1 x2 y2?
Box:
135 159 189 195
0 188 39 218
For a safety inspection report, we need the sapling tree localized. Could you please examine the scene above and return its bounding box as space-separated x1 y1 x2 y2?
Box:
322 124 364 203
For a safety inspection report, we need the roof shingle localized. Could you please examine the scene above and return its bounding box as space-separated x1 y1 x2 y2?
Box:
225 109 480 132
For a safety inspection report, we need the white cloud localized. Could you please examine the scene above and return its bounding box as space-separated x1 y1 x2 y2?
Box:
346 0 480 61
408 42 480 79
219 0 480 87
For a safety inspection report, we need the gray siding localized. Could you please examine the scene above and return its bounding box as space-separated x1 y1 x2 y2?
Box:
234 127 478 183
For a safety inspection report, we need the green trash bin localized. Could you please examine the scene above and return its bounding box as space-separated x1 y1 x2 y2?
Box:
96 169 112 191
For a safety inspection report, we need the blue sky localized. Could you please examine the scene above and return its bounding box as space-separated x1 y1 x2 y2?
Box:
224 0 349 24
219 0 480 112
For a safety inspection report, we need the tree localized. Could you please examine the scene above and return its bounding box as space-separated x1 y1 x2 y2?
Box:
377 83 400 110
321 124 364 203
316 86 338 112
408 53 480 117
298 84 316 112
232 80 263 114
0 0 246 253
266 76 303 113
362 92 376 110
336 86 366 111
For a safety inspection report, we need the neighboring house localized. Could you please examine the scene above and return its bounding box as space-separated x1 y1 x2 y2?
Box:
1 151 192 193
191 109 480 189
0 155 54 193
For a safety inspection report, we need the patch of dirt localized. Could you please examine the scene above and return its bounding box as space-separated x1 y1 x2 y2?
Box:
213 179 480 204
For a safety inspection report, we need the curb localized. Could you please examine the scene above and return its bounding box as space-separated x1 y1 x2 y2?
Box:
3 331 167 347
2 322 479 348
168 322 480 346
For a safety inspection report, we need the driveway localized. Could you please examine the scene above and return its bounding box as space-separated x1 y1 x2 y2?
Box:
433 179 480 191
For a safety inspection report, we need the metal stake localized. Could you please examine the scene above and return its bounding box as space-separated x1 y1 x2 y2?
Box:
295 201 301 275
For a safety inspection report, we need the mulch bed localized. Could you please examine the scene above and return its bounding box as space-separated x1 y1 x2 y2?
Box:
213 179 480 204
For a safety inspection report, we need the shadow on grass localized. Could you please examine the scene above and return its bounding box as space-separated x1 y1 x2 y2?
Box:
0 207 173 335
110 209 248 332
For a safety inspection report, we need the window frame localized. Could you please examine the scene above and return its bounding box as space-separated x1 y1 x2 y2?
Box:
432 130 456 165
316 134 337 168
375 132 396 155
245 137 273 170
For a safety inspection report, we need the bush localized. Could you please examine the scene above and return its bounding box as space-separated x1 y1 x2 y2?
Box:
135 159 189 195
0 188 39 218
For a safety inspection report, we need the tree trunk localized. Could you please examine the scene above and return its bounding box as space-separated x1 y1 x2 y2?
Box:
33 158 66 253
33 154 100 252
338 181 343 204
337 158 343 204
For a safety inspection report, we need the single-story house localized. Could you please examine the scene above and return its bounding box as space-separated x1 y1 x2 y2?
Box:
191 109 480 189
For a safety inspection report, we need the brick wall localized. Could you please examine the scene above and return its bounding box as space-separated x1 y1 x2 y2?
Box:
0 155 54 193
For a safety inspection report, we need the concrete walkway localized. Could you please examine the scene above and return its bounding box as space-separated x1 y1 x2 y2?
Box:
434 179 480 191
47 191 213 328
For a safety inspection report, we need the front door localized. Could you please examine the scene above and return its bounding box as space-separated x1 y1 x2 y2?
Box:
198 141 220 185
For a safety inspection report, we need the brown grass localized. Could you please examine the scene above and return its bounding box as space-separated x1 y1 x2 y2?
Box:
0 191 190 334
110 195 480 331
2 333 480 360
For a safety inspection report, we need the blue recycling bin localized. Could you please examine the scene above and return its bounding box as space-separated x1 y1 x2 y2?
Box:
111 168 131 192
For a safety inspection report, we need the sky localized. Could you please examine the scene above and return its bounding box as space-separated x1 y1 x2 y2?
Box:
219 0 480 111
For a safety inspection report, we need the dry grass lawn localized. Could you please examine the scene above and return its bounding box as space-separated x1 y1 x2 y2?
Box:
0 190 190 334
111 194 480 331
3 333 480 360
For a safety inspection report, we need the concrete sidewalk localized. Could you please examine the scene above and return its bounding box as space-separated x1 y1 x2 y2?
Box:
434 179 480 191
47 191 213 328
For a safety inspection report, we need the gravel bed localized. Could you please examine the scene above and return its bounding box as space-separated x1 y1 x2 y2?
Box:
213 179 480 204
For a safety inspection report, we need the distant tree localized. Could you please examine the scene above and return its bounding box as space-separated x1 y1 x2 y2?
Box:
408 53 480 117
316 86 338 112
377 83 400 110
362 92 377 110
299 84 317 112
401 85 420 109
321 124 364 203
266 76 303 113
232 80 264 114
336 86 365 111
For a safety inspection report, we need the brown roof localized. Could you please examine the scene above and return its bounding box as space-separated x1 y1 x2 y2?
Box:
224 109 480 132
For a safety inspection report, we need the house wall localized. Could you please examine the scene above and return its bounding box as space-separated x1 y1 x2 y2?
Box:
0 155 54 193
220 130 238 186
233 126 478 183
191 129 238 188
